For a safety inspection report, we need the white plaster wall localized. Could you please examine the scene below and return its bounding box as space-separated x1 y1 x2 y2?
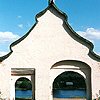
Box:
0 8 100 99
91 63 100 98
0 62 10 99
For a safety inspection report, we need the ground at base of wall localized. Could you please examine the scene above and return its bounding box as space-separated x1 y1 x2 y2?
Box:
15 98 32 100
15 98 100 100
54 97 100 100
54 98 86 100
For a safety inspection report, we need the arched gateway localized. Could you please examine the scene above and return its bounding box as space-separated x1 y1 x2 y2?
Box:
51 60 91 100
53 71 86 99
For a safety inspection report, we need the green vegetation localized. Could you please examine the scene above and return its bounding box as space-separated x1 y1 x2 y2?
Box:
15 78 32 90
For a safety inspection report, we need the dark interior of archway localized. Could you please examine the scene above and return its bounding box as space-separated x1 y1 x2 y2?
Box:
53 71 86 98
53 71 86 89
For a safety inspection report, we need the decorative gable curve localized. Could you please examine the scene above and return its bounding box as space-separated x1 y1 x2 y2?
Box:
0 2 100 62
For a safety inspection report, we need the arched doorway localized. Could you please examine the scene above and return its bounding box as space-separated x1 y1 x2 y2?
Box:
15 77 32 100
53 71 86 99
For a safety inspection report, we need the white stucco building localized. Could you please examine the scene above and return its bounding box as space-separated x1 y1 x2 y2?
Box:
0 1 100 100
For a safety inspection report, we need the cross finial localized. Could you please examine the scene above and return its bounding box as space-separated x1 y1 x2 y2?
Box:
48 0 54 5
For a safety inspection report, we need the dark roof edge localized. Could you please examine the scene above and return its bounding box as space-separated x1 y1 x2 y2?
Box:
0 22 37 62
0 3 100 62
65 20 100 61
36 3 68 20
36 3 100 61
0 3 67 62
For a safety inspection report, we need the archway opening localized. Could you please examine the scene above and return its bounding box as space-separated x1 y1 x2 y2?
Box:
53 71 86 99
15 77 32 100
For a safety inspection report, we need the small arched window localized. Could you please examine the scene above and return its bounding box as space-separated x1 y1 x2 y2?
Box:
15 77 32 100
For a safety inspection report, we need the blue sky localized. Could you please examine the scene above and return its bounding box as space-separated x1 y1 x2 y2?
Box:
0 0 100 56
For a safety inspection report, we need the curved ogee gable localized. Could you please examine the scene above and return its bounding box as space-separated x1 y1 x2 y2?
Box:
0 2 100 63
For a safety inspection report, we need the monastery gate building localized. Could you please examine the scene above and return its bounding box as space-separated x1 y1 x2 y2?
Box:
0 1 100 100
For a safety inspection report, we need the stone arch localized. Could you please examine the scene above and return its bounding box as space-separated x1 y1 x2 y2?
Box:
50 60 91 100
15 77 32 99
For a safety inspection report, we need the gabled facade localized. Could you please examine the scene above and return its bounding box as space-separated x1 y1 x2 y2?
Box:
0 1 100 100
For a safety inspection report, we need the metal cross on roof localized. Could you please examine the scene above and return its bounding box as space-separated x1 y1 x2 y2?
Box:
48 0 54 5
